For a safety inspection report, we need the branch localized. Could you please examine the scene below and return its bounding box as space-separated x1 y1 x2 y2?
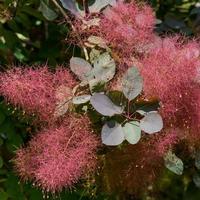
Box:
50 0 89 60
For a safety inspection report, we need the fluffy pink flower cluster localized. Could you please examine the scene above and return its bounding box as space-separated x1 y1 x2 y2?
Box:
0 67 77 122
100 1 156 62
139 37 200 139
14 115 98 192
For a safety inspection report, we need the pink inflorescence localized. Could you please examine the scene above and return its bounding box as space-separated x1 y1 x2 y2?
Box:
139 37 200 136
0 67 77 122
100 1 156 63
155 130 179 156
14 115 98 193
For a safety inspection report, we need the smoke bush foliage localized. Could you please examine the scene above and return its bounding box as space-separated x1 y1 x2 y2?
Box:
0 0 200 198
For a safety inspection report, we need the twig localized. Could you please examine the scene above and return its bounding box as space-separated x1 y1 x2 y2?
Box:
50 0 89 60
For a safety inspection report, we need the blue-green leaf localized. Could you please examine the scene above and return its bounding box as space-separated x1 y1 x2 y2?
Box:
123 121 141 144
164 150 183 175
101 121 124 146
140 112 163 134
92 52 116 82
70 57 93 81
122 67 143 100
90 93 123 116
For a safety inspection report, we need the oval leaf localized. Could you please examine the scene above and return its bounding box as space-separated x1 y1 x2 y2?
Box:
164 150 183 175
92 52 116 82
54 86 72 117
101 121 124 146
122 67 143 100
70 57 93 81
72 95 91 105
123 121 141 144
90 93 123 116
140 112 163 134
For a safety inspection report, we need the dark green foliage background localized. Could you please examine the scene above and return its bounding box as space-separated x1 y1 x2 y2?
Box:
0 0 200 199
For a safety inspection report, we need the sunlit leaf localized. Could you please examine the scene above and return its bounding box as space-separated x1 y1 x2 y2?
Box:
101 121 124 146
123 121 141 144
70 57 93 81
164 150 183 175
90 93 123 116
87 36 107 48
54 86 72 117
122 67 143 100
89 49 101 64
92 52 116 82
140 112 163 134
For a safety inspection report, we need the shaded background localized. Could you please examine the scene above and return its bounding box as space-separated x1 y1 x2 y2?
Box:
0 0 200 199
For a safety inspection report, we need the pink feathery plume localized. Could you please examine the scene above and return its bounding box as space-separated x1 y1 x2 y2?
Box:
99 1 156 65
0 67 77 122
14 115 98 193
139 37 200 138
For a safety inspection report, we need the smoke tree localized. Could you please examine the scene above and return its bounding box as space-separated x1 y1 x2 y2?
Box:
0 0 199 198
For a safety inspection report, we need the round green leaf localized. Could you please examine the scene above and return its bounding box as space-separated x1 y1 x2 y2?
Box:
123 121 141 144
140 112 163 134
122 67 143 100
101 121 124 146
